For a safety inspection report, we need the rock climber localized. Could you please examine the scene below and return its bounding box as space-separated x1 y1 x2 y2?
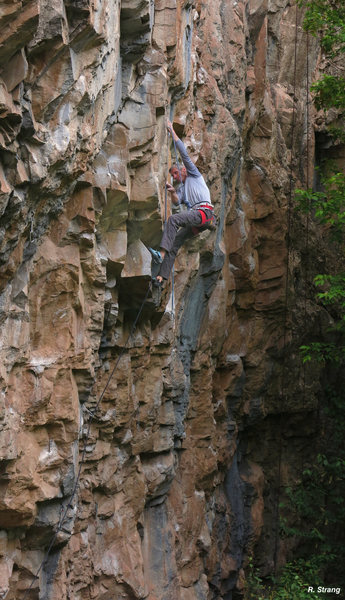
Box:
149 120 215 284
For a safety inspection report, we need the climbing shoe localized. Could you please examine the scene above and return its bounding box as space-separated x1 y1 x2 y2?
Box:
148 248 163 264
151 276 162 288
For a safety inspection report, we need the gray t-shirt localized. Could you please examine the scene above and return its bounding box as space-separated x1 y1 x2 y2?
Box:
175 140 213 209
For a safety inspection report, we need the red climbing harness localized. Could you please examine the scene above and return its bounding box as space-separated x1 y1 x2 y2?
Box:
192 205 215 235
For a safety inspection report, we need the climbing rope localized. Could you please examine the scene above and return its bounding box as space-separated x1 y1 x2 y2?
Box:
23 283 151 599
166 116 183 318
304 30 311 331
273 1 299 572
164 126 176 318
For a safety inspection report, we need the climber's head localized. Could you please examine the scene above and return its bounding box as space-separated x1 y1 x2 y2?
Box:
169 165 187 183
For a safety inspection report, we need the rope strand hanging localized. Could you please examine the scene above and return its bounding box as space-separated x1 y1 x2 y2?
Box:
273 1 299 572
165 115 185 318
302 29 311 404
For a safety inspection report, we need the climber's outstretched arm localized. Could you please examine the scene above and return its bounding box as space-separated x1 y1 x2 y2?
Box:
167 119 179 142
167 120 201 178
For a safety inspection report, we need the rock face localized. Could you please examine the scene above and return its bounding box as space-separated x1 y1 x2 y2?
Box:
0 1 337 599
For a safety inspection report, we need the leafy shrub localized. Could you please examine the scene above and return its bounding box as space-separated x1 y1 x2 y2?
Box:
245 557 329 600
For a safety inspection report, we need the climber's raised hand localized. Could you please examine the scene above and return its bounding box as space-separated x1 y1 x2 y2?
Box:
167 119 179 141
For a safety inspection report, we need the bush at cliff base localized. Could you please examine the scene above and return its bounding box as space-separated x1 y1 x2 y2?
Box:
244 556 331 600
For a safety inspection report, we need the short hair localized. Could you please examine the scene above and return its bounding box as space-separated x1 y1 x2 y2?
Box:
169 164 186 174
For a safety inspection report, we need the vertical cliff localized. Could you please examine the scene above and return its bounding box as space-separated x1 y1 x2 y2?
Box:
0 1 338 599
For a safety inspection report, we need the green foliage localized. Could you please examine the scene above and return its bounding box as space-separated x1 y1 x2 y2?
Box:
327 125 345 144
300 342 344 363
279 387 345 584
297 0 345 121
295 172 345 238
295 168 345 362
289 3 345 588
297 0 345 58
311 75 345 110
245 556 328 600
314 273 345 332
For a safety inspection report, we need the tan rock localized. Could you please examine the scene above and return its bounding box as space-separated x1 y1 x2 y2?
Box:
119 100 156 150
153 1 177 50
121 239 152 279
0 0 39 62
0 81 21 119
0 162 12 195
1 49 28 92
